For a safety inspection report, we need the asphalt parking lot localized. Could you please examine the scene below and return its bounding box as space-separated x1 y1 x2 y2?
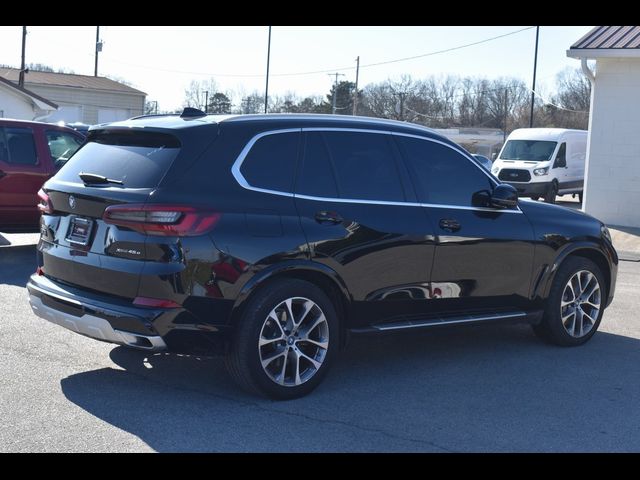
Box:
1 245 639 452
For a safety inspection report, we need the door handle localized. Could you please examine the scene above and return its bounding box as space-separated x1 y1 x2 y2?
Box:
439 218 461 232
315 211 343 225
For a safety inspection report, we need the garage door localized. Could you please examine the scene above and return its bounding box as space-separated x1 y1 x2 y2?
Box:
47 105 83 123
98 109 130 124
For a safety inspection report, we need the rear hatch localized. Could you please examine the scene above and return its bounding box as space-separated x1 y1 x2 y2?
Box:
39 125 215 300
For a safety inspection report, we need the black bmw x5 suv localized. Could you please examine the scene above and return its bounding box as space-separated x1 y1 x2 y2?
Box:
27 110 618 399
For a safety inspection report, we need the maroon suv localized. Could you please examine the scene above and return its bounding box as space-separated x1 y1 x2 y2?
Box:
0 119 84 229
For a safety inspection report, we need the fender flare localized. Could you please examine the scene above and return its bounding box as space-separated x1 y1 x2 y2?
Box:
538 241 612 300
231 259 351 315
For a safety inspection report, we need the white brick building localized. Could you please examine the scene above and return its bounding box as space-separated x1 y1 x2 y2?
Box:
567 26 640 228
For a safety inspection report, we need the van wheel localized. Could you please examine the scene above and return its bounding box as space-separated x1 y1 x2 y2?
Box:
543 181 558 204
533 257 605 346
225 278 339 400
578 192 584 204
530 196 540 201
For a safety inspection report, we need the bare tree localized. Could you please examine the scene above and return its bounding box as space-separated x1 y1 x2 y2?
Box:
535 67 591 130
183 78 219 110
554 67 591 111
238 91 265 114
177 69 590 130
485 78 529 131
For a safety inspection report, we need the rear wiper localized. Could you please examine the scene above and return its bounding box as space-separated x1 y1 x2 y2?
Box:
78 172 124 185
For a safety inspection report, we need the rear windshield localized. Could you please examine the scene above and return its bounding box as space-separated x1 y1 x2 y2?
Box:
500 140 557 161
55 131 181 188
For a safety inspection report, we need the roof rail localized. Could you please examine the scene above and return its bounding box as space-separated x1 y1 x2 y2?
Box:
129 113 180 120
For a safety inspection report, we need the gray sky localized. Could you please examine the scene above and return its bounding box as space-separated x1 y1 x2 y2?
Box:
0 26 593 111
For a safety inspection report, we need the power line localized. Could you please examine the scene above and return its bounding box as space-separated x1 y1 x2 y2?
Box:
98 26 535 79
530 88 589 113
358 27 535 70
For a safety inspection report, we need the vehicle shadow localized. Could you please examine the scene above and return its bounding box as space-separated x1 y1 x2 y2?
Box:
60 324 640 452
0 246 36 287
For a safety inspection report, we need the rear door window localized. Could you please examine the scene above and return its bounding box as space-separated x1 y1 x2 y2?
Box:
296 132 339 198
0 127 38 165
55 131 181 188
322 131 405 202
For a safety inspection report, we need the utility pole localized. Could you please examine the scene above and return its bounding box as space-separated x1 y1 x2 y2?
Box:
264 26 272 114
19 26 27 87
397 92 407 121
352 56 360 116
94 26 102 77
503 88 509 143
204 90 209 113
328 72 345 115
529 26 540 128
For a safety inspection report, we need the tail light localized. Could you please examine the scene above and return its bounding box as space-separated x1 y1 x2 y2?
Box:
103 204 220 237
37 189 53 214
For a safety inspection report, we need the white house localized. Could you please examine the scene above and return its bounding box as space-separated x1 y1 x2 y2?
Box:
567 26 640 228
0 68 145 124
0 77 58 120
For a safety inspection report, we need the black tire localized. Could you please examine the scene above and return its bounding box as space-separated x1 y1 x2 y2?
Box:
533 256 606 346
224 278 339 400
530 196 540 202
543 181 558 204
578 192 584 204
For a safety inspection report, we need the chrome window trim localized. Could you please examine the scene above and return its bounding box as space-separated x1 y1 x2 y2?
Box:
230 128 300 198
230 127 522 214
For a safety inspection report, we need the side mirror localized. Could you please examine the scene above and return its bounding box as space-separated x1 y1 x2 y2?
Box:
491 183 518 208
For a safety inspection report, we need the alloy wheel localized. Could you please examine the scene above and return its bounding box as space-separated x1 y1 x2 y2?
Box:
258 297 329 386
560 270 601 338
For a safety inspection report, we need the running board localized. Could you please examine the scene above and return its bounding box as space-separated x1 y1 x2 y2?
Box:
351 310 538 334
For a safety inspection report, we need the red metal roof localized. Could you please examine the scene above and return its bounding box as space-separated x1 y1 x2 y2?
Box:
571 26 640 49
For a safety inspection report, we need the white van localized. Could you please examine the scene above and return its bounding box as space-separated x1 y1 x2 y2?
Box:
491 128 587 203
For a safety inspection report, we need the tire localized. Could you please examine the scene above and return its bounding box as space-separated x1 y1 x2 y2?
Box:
578 192 584 204
530 196 540 202
533 256 606 346
225 278 339 400
543 181 558 204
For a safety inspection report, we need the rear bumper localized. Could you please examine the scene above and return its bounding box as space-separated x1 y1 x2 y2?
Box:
504 181 550 197
27 274 226 354
29 294 167 351
28 275 167 351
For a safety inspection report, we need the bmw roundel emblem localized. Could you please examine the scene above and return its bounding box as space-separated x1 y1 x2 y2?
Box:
69 195 76 209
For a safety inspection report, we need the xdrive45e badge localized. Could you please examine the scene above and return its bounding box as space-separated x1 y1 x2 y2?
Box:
116 248 141 256
68 195 76 209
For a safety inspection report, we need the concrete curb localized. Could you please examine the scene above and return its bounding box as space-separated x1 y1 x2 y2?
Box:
609 226 640 262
